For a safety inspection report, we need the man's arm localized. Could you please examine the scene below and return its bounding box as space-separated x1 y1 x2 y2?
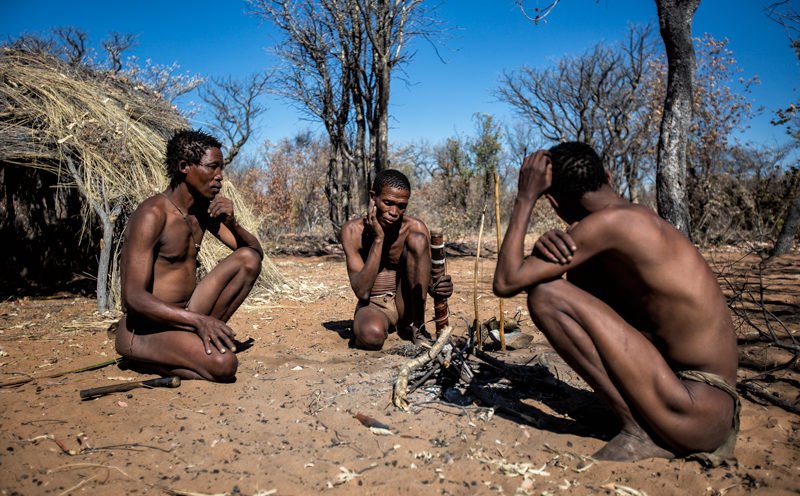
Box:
205 195 264 259
341 200 384 301
121 204 236 354
493 151 609 297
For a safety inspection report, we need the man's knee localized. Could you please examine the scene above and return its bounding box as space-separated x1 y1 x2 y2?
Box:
527 279 570 319
405 231 430 258
204 352 238 382
354 322 388 350
232 248 262 280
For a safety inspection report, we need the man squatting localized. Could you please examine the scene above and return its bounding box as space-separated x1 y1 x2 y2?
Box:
493 142 738 464
341 170 453 350
115 129 263 382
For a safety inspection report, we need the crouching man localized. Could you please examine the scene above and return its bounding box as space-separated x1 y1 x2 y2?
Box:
493 143 738 464
115 129 263 382
341 170 453 350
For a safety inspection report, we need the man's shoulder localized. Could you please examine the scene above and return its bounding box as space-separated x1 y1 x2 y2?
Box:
579 203 688 259
581 203 657 230
402 215 429 233
128 194 168 227
340 216 366 245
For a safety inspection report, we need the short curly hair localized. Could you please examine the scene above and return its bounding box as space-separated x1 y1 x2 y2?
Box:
548 142 607 202
165 129 222 187
371 169 411 195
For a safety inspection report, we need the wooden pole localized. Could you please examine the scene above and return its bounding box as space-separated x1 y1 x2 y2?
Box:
494 171 506 352
474 209 486 349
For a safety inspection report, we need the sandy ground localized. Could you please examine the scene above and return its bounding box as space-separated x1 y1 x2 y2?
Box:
0 252 798 495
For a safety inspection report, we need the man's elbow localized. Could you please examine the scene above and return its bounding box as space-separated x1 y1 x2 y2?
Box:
350 282 370 301
122 292 145 314
492 277 519 298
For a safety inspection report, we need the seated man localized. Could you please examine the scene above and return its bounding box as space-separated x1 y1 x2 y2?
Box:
493 143 738 464
115 129 263 382
340 170 453 350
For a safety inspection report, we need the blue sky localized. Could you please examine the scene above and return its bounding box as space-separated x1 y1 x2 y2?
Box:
2 0 797 153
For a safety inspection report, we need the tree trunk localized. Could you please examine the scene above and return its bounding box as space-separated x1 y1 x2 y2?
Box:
64 156 120 313
325 146 350 240
772 190 800 256
654 0 699 237
375 63 390 173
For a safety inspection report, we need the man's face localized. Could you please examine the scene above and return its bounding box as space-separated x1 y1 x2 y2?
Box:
184 147 224 199
371 185 410 229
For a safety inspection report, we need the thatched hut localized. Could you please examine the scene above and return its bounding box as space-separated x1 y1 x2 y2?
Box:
0 47 285 307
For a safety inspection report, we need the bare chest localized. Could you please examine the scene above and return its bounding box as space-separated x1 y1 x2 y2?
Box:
156 216 203 264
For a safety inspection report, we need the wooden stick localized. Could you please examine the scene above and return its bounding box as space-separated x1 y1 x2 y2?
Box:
494 171 506 351
0 357 121 388
393 326 453 410
80 376 181 400
474 209 486 349
430 231 449 335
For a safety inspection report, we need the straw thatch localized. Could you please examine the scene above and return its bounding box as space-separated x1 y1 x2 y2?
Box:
0 47 286 303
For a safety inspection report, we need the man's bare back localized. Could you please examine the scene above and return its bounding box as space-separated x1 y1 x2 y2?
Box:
494 143 738 463
115 130 263 382
563 203 737 383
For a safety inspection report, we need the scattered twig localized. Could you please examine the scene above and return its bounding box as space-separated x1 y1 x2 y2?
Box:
737 382 800 415
0 357 120 388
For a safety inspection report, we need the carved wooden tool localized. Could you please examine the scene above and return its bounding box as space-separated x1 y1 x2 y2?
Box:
79 376 181 400
430 231 449 334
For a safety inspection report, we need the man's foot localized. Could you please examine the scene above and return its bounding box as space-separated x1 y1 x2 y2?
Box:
592 430 675 462
399 323 433 346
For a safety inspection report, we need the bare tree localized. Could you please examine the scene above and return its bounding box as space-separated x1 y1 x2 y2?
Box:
200 73 270 166
101 32 138 74
249 0 355 237
248 0 436 237
497 24 660 202
123 59 204 102
52 27 89 66
514 1 701 234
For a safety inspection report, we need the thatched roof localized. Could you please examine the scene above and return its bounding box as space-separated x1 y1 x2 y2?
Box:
0 47 286 300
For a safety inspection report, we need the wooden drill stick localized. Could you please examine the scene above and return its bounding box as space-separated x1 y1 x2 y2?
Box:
494 171 506 351
80 376 181 399
430 231 449 335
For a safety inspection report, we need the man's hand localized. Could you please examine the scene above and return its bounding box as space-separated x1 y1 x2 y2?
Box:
518 150 552 202
534 229 576 264
365 198 384 241
429 274 453 299
209 195 236 226
195 314 237 354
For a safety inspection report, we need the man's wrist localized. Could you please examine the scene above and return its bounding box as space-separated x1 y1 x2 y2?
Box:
515 195 538 207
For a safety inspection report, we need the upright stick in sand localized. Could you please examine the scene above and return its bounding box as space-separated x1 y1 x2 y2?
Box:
494 171 506 351
474 210 486 349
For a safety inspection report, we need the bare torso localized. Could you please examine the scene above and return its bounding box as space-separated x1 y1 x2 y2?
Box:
123 194 207 311
346 214 428 298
